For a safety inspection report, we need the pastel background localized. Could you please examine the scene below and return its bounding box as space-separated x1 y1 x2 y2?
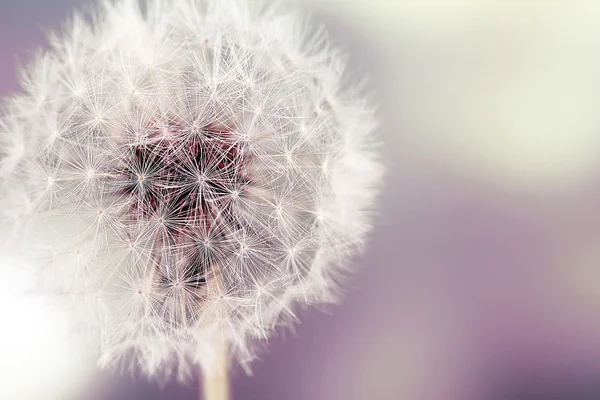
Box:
3 0 600 399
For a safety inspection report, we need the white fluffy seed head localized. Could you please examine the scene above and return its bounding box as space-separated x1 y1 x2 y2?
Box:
0 0 383 382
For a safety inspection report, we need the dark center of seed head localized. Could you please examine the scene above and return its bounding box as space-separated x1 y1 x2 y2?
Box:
117 120 251 290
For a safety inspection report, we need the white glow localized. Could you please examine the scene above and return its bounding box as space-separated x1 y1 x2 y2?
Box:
0 256 90 400
316 0 600 187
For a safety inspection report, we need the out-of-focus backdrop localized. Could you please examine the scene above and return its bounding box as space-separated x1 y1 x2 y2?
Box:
3 0 600 399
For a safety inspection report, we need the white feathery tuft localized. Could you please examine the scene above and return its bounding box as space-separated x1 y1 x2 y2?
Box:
0 0 383 382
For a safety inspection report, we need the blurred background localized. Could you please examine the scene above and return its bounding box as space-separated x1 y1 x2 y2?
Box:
3 0 600 399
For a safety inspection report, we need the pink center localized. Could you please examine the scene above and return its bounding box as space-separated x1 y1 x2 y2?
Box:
115 120 251 290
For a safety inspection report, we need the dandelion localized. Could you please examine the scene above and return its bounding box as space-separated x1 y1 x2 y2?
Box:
0 0 383 398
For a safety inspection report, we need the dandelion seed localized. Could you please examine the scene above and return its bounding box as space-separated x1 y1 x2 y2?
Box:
0 0 383 398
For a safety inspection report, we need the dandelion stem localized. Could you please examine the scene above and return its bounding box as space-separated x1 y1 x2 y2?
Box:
201 271 230 400
201 342 230 400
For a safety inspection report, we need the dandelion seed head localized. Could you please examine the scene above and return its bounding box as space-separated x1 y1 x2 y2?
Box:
0 0 383 382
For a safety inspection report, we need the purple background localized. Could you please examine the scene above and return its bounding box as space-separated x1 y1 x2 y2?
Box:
3 1 600 399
